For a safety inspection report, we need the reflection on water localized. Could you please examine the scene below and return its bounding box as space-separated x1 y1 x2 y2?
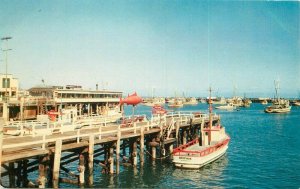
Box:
171 155 228 189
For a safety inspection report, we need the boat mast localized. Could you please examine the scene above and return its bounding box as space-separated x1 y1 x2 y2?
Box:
274 80 279 101
208 87 213 145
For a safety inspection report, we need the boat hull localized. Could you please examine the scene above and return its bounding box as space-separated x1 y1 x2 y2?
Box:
264 107 291 113
215 106 235 110
173 144 228 169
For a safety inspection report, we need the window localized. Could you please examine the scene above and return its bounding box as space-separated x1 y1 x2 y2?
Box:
2 78 10 88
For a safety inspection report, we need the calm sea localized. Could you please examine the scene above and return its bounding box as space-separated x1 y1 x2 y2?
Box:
29 103 300 188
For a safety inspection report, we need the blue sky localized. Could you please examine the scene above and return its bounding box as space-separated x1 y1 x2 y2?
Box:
0 1 299 97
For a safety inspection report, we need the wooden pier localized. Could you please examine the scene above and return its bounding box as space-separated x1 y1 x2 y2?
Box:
0 112 218 188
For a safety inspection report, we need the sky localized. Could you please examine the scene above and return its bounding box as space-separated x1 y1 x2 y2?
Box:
0 0 299 98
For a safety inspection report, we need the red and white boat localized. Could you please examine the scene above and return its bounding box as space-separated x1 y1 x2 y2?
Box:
172 88 230 169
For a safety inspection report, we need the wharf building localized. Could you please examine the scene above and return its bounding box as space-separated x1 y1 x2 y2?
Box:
0 74 123 121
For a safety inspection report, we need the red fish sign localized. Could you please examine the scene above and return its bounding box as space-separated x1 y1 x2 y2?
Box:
120 92 143 106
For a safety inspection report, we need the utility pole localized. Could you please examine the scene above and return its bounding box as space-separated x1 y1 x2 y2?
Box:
1 36 12 102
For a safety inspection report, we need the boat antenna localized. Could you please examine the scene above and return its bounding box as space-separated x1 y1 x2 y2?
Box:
208 86 213 145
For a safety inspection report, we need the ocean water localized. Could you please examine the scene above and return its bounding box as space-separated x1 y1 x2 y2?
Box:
25 103 300 188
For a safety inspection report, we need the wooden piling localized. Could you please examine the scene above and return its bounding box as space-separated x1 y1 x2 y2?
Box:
16 161 22 187
9 162 15 188
78 153 85 185
175 121 180 145
140 125 145 166
151 146 156 160
88 135 94 186
132 140 137 167
38 156 48 188
169 144 173 154
23 159 29 187
122 140 127 157
116 125 121 174
109 146 114 174
53 139 62 188
183 130 187 145
103 144 108 174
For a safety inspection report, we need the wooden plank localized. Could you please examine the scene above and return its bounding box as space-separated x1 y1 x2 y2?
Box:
2 149 49 163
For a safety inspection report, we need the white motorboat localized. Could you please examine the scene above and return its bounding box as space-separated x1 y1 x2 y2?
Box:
215 103 236 110
172 88 230 169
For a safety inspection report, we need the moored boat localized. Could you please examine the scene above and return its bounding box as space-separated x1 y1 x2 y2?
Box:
264 80 291 113
168 99 183 108
172 88 230 169
261 99 268 105
291 100 300 106
264 100 291 113
184 97 198 105
215 103 236 110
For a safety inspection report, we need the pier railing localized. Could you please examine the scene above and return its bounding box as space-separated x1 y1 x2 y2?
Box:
1 119 161 151
2 112 215 138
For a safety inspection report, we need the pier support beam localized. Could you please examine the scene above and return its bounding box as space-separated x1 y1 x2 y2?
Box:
102 145 108 174
16 161 22 187
149 137 158 160
140 125 145 166
23 160 29 187
53 139 62 189
38 156 48 188
183 130 187 145
109 146 114 174
151 146 156 160
169 144 173 154
116 126 121 174
88 135 94 186
9 162 15 188
175 121 180 146
78 153 85 185
133 141 137 166
122 140 127 157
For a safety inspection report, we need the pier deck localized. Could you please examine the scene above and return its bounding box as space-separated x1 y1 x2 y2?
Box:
0 112 217 188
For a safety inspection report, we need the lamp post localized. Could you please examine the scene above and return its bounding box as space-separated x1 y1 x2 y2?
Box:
1 36 12 102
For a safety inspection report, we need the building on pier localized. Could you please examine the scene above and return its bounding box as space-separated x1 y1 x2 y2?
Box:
0 74 19 102
0 75 123 121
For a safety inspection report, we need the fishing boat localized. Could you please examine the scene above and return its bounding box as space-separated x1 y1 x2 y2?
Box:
152 104 167 115
168 99 183 108
241 99 251 108
184 97 198 105
172 88 230 169
261 99 268 105
264 99 291 113
142 97 165 107
291 100 300 106
264 80 291 113
215 103 236 110
210 97 226 105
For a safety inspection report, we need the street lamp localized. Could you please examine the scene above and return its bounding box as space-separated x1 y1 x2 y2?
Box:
1 36 12 102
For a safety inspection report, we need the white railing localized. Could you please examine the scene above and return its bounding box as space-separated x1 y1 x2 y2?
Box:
1 111 219 157
1 119 161 150
164 117 175 140
3 111 215 138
